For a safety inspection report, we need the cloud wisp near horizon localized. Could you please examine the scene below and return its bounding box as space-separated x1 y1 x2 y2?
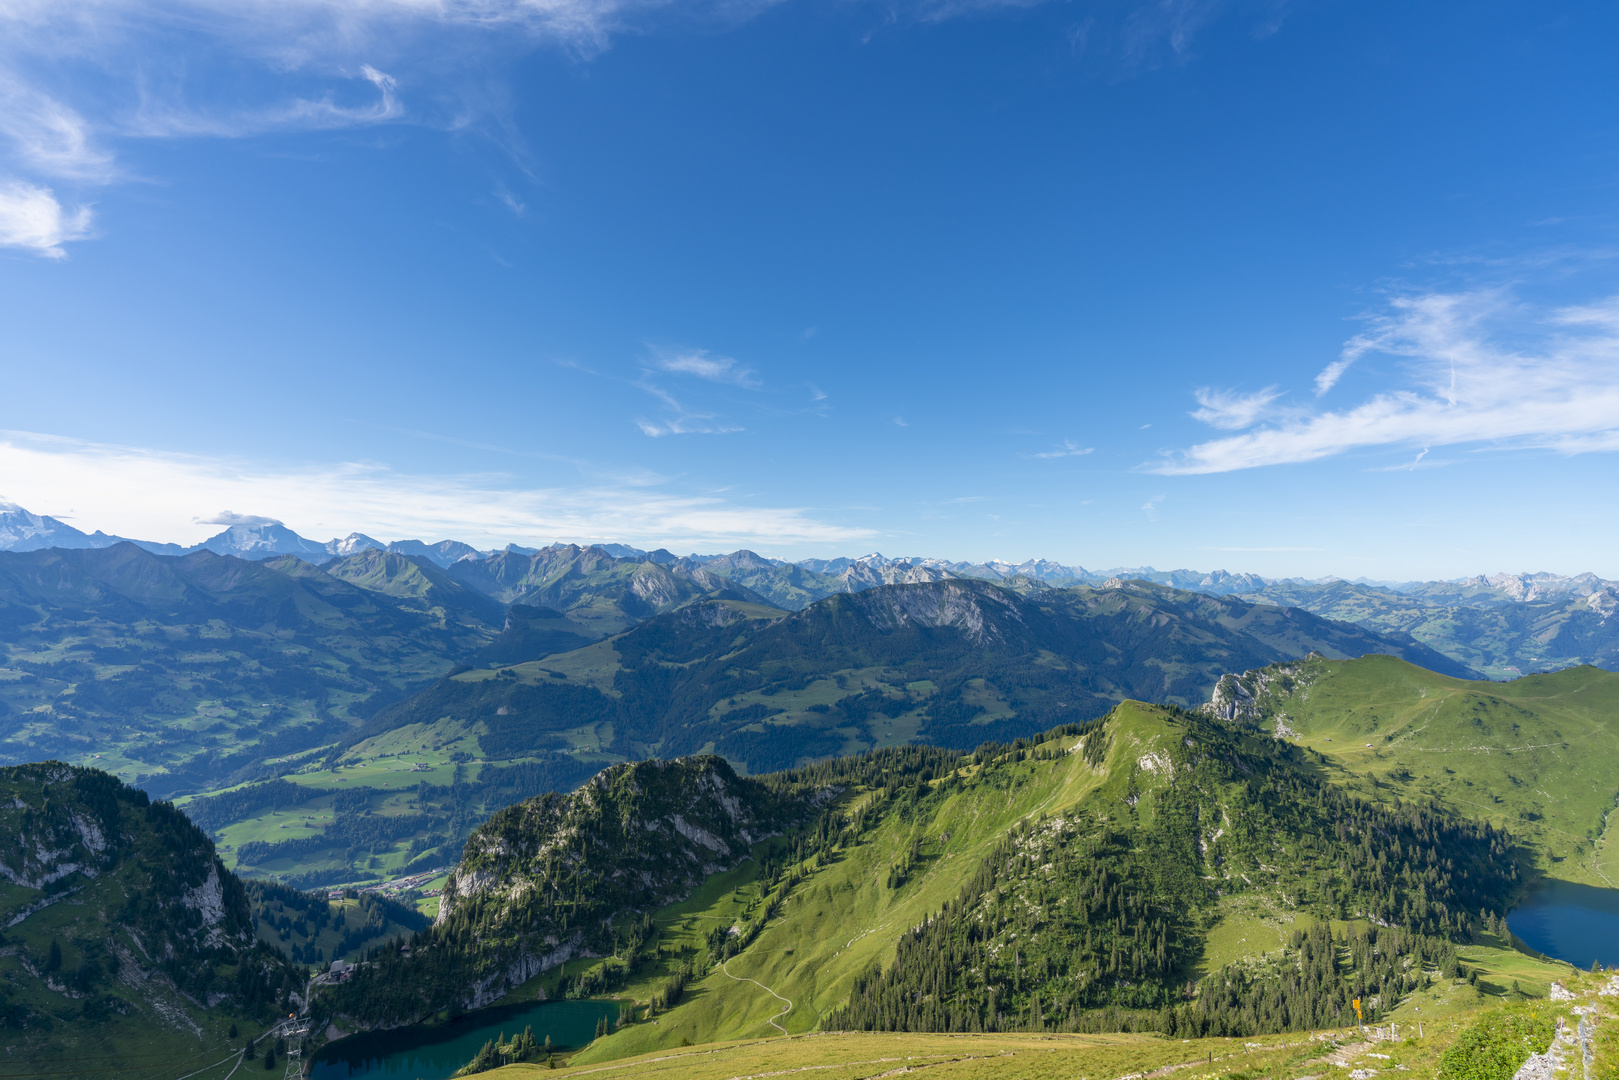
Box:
0 429 875 549
1156 287 1619 475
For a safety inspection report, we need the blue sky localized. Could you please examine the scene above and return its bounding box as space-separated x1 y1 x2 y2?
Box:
1 0 1617 579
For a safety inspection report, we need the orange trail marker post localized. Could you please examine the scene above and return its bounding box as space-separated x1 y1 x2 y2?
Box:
1353 998 1363 1026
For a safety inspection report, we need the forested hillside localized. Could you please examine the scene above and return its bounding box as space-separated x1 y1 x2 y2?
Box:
822 704 1509 1035
1204 654 1619 881
309 702 1525 1056
0 762 302 1071
316 756 806 1026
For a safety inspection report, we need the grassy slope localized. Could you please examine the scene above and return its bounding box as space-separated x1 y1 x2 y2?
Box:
1238 655 1619 885
493 895 1588 1080
526 721 1109 1061
511 1030 1346 1080
190 737 599 888
552 700 1522 1065
493 964 1619 1080
200 759 468 880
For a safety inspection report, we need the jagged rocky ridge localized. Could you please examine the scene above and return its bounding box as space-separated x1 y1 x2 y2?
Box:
321 756 805 1020
0 762 299 1036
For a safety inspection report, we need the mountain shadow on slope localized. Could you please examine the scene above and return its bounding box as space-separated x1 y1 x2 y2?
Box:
471 603 601 667
359 577 1478 774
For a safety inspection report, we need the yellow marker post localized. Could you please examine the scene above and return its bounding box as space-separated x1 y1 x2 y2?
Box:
1353 998 1363 1025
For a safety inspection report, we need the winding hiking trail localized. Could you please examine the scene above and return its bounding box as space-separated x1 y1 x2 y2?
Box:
721 958 793 1035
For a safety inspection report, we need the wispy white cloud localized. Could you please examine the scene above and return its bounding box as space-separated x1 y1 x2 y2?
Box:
0 428 871 548
634 414 743 437
0 0 1269 259
1121 0 1222 59
0 75 113 182
0 178 91 258
195 511 284 526
1155 288 1619 474
1368 447 1445 472
0 6 417 256
1312 355 1353 396
1314 311 1401 396
632 361 749 436
1189 385 1282 429
127 64 403 139
647 346 760 388
494 185 527 215
1029 439 1093 459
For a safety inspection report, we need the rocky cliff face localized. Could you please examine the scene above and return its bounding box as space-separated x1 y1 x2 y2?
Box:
441 756 776 924
431 756 801 1006
0 763 296 1036
1202 659 1317 727
839 578 1026 646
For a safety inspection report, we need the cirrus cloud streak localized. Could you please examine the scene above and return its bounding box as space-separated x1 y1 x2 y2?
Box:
1154 289 1619 475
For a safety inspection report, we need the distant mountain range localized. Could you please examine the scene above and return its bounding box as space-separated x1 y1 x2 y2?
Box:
5 499 1611 595
0 502 481 564
2 501 1615 679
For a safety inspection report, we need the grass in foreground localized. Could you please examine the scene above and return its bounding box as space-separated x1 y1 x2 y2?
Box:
493 1026 1439 1080
485 967 1619 1080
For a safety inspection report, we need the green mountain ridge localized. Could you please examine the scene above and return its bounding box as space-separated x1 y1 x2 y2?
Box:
1204 653 1619 883
318 548 511 630
314 700 1526 1058
6 653 1608 1075
353 577 1475 781
0 762 303 1072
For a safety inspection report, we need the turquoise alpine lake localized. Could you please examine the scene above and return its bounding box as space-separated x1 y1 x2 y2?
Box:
311 999 623 1080
1508 878 1619 970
